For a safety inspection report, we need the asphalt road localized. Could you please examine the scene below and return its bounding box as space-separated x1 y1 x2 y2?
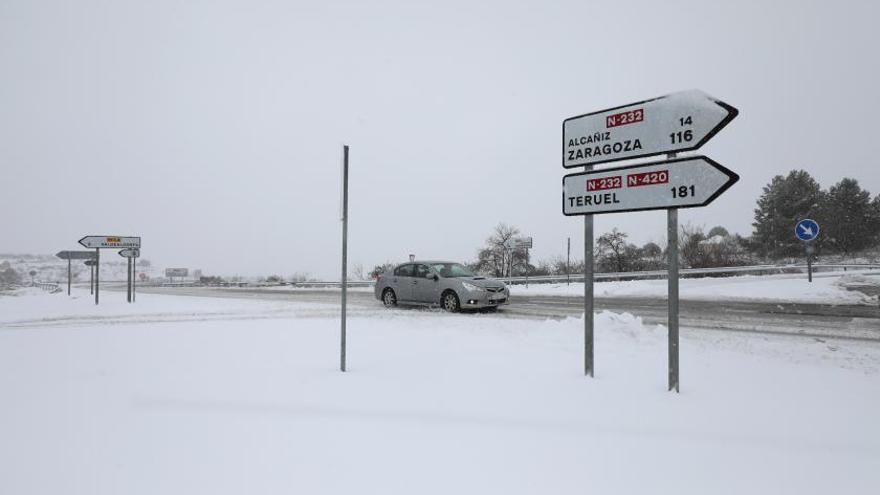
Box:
132 285 880 343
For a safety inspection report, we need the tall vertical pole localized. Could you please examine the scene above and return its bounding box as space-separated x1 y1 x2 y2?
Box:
566 237 571 286
584 164 594 377
67 259 71 295
127 257 132 303
340 145 349 372
132 256 137 302
667 153 680 393
806 244 813 282
95 248 100 305
90 264 94 295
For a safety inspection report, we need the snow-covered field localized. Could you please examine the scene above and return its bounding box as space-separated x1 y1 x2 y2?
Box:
511 271 880 305
1 289 878 494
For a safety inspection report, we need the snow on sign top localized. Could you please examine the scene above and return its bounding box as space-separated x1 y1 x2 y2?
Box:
562 90 738 167
795 219 820 242
79 236 141 249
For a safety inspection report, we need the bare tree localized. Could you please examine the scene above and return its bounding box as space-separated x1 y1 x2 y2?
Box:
473 223 530 277
596 228 640 272
352 263 366 280
369 262 396 278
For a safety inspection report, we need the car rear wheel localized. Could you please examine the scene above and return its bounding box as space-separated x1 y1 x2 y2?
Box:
382 288 397 307
441 291 460 312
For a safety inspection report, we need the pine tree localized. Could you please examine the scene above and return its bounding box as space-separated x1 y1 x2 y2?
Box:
707 226 730 238
873 195 880 246
752 170 823 258
819 179 878 255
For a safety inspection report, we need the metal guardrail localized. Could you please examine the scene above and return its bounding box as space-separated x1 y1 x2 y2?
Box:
498 263 880 285
33 281 61 293
102 263 877 290
185 263 880 289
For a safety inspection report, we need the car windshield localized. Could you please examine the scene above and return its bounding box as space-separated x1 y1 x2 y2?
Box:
430 263 475 278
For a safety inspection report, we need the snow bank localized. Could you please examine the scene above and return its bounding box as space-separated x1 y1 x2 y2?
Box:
512 271 880 305
0 289 878 494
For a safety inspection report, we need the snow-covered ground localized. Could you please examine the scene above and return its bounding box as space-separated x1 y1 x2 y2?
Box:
0 288 878 494
511 271 880 305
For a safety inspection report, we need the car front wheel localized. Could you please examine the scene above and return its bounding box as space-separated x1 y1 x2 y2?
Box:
441 291 460 312
382 288 397 307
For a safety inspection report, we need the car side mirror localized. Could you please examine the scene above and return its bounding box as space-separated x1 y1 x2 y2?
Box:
426 273 438 280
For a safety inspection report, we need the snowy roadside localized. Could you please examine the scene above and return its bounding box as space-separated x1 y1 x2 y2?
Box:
0 288 878 494
510 271 880 305
214 271 880 306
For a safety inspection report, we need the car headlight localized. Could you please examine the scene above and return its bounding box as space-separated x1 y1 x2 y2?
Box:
462 282 484 292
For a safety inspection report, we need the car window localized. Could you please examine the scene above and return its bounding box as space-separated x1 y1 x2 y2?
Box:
394 264 414 277
414 264 431 278
430 263 475 278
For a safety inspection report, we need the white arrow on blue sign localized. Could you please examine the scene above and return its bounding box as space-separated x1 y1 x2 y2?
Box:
795 219 819 242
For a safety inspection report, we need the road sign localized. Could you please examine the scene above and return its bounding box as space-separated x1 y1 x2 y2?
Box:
165 268 188 277
504 237 533 250
795 219 820 242
562 89 738 167
56 251 96 260
562 156 738 216
84 260 96 266
516 237 533 249
118 248 140 258
79 236 141 249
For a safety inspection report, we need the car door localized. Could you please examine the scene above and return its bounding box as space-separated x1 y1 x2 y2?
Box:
391 264 415 301
412 264 440 304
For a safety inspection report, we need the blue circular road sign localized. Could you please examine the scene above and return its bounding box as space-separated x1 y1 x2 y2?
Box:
795 219 819 242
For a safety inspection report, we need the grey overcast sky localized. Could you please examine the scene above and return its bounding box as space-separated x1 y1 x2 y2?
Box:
2 0 879 278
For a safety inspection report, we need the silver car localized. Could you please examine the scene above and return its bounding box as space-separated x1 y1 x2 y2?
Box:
374 261 510 312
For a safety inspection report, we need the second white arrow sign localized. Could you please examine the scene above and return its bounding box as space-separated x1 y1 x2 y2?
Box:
562 156 738 216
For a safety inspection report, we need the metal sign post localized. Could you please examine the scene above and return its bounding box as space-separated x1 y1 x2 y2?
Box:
562 89 738 391
132 257 137 302
56 251 96 296
584 200 594 377
127 257 132 302
87 260 95 295
340 144 349 372
95 248 99 305
666 153 680 393
806 245 814 282
119 249 139 303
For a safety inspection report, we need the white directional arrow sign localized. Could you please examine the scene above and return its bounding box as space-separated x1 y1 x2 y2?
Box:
56 250 96 260
79 236 141 249
118 248 140 258
562 89 738 168
562 156 738 216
